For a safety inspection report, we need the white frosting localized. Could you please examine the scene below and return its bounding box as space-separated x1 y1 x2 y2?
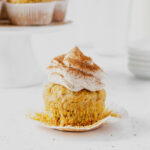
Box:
48 47 105 91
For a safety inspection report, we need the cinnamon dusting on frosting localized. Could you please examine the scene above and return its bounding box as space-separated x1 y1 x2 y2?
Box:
47 47 104 91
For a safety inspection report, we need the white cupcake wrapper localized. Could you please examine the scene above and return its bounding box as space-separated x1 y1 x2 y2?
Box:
6 2 55 26
53 0 69 22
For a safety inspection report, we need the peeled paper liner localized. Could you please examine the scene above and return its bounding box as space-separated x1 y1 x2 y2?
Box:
41 115 111 132
0 19 71 27
29 101 128 132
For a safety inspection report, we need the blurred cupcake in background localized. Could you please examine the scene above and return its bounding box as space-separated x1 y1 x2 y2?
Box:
0 0 8 19
0 1 2 17
53 0 68 22
6 0 55 25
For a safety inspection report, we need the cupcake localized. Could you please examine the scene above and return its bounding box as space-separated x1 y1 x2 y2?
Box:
6 0 55 25
0 0 8 19
0 1 2 16
29 47 110 130
52 0 68 22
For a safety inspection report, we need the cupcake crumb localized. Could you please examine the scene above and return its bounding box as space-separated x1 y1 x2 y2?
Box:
133 133 136 136
52 138 56 142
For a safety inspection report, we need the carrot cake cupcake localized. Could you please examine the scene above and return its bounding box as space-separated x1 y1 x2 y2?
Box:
53 0 68 22
6 0 55 25
0 1 2 16
0 0 8 19
30 47 109 129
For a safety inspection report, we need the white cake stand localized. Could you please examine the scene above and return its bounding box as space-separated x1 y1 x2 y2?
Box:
0 21 71 88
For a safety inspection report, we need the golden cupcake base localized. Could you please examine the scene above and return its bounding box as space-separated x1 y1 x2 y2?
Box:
43 83 106 127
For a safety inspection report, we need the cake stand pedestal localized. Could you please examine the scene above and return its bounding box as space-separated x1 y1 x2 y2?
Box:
0 22 71 88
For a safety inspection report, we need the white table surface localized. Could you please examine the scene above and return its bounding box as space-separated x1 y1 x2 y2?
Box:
0 52 150 150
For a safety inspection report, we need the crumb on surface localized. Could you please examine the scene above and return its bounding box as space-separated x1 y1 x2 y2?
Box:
133 133 136 136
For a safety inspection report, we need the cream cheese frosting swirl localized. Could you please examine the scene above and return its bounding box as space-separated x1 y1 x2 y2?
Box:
48 47 105 91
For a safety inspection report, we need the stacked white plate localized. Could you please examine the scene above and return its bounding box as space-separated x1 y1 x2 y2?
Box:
128 40 150 79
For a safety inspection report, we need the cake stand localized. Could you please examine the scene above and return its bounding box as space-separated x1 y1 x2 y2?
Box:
0 21 71 88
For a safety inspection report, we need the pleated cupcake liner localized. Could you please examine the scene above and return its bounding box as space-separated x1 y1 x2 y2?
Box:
6 2 55 26
53 0 68 22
